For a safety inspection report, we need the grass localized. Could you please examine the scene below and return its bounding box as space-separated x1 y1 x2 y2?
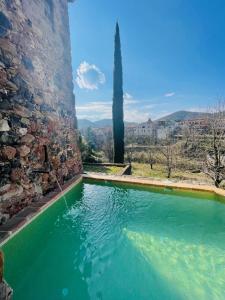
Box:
83 162 213 185
131 163 212 184
83 165 124 175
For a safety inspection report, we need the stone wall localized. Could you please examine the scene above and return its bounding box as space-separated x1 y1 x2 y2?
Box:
0 0 82 224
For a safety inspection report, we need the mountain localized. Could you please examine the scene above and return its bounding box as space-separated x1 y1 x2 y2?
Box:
78 119 137 129
77 119 95 129
94 119 112 127
77 119 112 129
156 110 210 122
78 110 210 129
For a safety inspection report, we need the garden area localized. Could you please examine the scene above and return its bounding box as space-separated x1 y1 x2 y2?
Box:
83 164 125 175
131 163 211 184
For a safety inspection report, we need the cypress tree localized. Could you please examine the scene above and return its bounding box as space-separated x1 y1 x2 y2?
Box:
112 22 124 163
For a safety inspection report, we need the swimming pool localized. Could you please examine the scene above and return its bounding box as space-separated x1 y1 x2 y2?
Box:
1 179 225 300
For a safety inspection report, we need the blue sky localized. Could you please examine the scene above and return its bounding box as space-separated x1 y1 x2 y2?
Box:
69 0 225 122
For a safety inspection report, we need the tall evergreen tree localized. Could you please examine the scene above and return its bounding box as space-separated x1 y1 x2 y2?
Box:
112 22 124 163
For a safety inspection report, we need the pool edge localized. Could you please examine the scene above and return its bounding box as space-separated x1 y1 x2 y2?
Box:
0 175 82 247
83 174 225 198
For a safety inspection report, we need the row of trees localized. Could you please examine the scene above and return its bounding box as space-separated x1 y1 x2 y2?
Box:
143 103 225 187
197 104 225 187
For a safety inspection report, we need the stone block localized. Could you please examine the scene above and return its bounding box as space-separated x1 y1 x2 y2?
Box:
0 120 10 132
18 145 30 157
2 146 16 160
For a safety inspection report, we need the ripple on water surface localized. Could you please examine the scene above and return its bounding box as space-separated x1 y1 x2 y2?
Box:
2 180 225 300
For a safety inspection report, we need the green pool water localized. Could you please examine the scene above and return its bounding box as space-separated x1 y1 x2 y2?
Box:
1 180 225 300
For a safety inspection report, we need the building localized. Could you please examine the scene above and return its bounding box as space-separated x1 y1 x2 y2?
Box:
125 118 156 139
125 118 176 141
178 118 209 129
134 118 155 136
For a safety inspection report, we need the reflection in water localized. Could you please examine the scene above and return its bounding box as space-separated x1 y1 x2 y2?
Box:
125 229 225 300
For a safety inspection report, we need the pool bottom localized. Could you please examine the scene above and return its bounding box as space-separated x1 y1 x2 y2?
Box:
1 180 225 300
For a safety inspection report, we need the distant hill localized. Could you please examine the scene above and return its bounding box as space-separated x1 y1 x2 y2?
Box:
78 111 210 129
78 118 137 129
77 119 95 129
93 119 113 127
77 119 112 129
156 110 210 122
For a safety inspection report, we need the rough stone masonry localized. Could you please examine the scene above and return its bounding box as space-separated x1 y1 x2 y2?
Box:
0 0 82 224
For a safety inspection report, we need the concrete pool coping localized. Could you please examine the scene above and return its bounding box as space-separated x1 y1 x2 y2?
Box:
1 173 225 246
0 175 82 247
83 173 225 198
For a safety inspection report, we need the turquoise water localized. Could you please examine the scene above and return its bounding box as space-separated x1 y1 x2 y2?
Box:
1 180 225 300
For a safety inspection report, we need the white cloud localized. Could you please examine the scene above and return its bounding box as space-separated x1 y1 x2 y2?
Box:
76 100 151 123
76 93 160 123
76 101 111 121
124 109 150 123
124 92 132 99
144 104 157 110
76 101 112 121
123 92 139 105
76 61 106 90
164 92 175 97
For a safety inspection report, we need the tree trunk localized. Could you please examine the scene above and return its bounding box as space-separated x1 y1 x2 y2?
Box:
215 176 221 188
167 167 171 178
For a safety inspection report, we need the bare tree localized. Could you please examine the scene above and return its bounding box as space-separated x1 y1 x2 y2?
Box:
103 130 113 162
148 147 156 169
182 124 198 148
203 102 225 187
126 143 134 163
159 145 173 178
158 132 178 178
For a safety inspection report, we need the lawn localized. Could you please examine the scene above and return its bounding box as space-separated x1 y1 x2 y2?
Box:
131 163 212 184
83 162 213 185
83 164 124 175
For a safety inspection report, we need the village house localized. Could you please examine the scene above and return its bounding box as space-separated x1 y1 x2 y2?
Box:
178 118 209 129
125 119 176 140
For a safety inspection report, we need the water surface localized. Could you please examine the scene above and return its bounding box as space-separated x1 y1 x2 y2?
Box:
2 180 225 300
